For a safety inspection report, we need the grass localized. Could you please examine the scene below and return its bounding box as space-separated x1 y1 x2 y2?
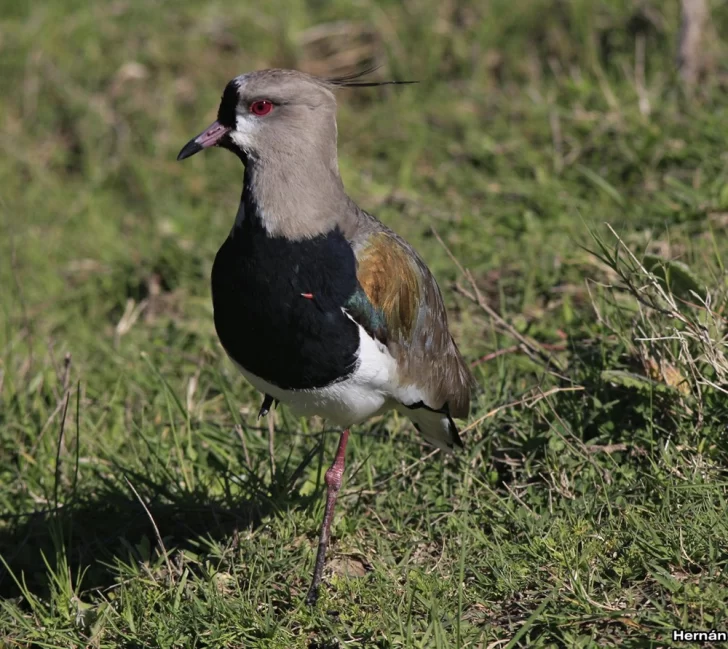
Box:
2 0 728 646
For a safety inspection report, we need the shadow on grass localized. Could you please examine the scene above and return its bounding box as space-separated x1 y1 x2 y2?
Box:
0 437 324 601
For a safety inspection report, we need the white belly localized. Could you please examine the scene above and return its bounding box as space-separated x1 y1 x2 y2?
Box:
229 324 397 428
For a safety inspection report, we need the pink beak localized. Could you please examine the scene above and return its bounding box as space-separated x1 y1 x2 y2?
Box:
177 121 231 160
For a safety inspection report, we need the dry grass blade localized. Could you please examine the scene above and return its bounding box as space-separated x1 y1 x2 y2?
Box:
124 477 176 586
604 224 728 388
432 227 567 377
470 345 520 367
235 424 252 469
585 223 728 432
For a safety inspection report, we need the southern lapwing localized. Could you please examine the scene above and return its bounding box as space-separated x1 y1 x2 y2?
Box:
177 69 474 605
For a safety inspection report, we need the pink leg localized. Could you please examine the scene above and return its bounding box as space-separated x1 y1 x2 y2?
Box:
305 428 350 605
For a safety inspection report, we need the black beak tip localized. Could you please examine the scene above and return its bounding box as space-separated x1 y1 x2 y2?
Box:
177 140 203 161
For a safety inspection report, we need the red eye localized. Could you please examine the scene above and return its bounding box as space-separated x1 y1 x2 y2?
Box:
250 100 273 116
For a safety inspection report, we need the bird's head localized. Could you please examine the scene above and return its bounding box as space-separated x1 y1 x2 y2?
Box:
177 69 341 164
177 68 415 165
177 68 415 238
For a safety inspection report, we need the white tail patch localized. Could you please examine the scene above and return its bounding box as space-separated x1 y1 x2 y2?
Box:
397 404 460 452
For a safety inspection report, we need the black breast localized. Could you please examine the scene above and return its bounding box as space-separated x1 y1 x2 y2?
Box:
211 215 360 390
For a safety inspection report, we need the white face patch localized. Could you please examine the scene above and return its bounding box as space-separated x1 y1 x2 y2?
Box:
229 114 259 153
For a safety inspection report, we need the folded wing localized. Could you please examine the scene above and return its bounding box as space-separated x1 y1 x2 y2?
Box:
345 228 474 449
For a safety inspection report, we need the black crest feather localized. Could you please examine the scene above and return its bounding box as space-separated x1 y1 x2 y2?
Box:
325 66 418 88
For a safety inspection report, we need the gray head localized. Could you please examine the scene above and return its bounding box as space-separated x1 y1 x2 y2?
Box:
177 68 414 238
177 69 340 165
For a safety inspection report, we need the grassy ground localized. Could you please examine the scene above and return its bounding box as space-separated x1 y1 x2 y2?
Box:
2 0 728 646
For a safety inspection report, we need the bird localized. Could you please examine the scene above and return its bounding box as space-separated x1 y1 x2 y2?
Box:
177 68 474 605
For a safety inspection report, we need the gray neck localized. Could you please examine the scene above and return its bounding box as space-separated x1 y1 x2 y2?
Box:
239 147 355 240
